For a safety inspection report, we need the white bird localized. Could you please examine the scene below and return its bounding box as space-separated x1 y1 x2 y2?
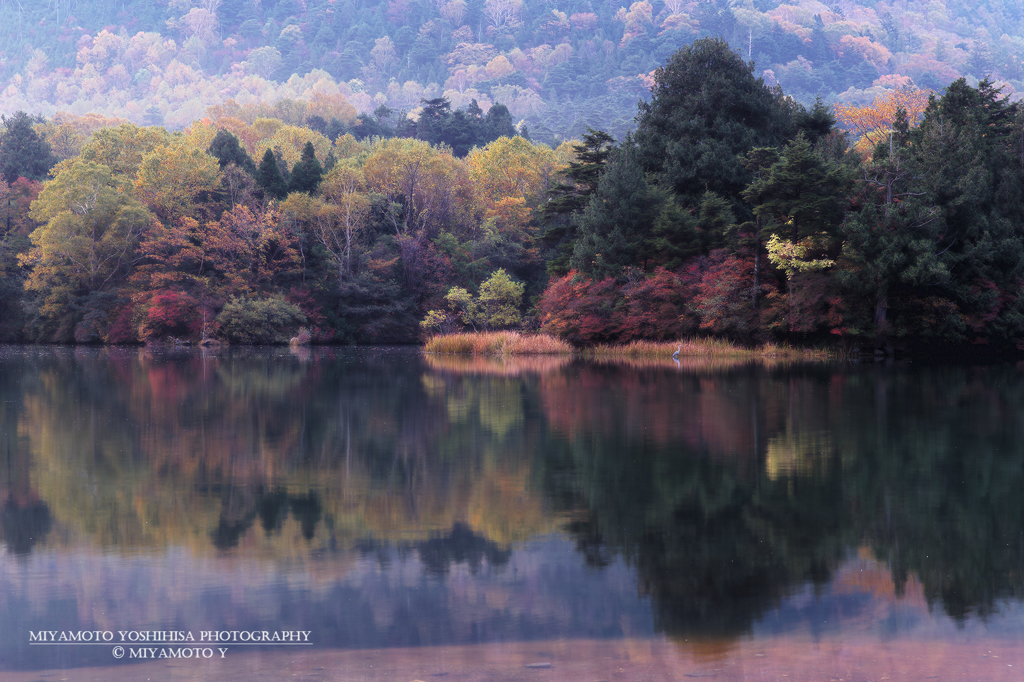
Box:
672 344 681 359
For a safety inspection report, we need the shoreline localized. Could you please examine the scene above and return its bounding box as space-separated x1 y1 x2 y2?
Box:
2 336 1023 362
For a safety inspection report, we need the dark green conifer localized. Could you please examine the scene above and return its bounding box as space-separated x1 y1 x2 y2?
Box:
208 129 257 174
256 148 288 200
0 112 58 182
570 143 668 277
633 37 794 205
746 132 850 244
288 142 323 194
541 128 615 276
484 103 516 140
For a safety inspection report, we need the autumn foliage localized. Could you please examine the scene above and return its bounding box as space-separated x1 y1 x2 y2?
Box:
140 290 203 341
538 268 688 344
834 87 932 157
3 35 1023 353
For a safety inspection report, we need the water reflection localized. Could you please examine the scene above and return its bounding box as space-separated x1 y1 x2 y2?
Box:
2 347 1024 672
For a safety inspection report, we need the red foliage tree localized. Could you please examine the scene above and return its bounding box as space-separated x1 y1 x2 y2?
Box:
538 270 619 343
686 250 760 337
539 267 688 343
613 267 687 341
140 289 202 340
286 287 335 342
106 303 140 344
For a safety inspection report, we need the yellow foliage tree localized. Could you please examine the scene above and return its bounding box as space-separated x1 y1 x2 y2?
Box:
36 112 131 160
79 124 170 179
24 160 154 317
466 136 562 205
250 117 285 144
254 125 332 167
834 87 931 157
134 135 222 222
332 133 367 160
320 162 371 279
363 137 475 237
465 136 567 238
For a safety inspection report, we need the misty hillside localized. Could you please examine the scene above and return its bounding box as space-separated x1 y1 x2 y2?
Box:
0 0 1020 141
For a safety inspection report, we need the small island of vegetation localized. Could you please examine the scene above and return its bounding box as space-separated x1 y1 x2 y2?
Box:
424 331 831 361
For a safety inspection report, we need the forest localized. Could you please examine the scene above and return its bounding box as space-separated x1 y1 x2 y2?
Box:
0 0 1020 144
0 36 1023 353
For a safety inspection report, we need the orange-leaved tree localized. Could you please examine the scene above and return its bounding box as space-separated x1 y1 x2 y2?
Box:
466 136 568 241
834 87 931 157
203 204 299 294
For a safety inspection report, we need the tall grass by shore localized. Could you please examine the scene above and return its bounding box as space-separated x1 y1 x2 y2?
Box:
424 332 835 360
585 338 835 360
424 331 573 355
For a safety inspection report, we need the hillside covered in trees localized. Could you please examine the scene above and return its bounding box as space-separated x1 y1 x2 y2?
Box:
0 0 1020 143
1 37 1022 354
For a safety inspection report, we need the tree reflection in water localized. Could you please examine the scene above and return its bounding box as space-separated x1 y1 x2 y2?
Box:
1 347 1024 649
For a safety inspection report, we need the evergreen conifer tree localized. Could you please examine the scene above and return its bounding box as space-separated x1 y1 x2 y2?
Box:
541 128 615 276
256 148 288 200
570 143 668 277
288 142 323 194
0 112 58 182
209 129 257 174
632 37 794 206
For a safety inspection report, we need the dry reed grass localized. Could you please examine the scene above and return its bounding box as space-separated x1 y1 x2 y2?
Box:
424 332 837 362
586 338 834 360
424 331 573 355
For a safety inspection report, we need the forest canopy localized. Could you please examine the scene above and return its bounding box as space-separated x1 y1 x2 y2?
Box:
0 0 1018 144
1 36 1023 355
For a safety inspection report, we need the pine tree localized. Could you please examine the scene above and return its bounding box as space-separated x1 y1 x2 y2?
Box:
839 109 947 346
906 78 1024 343
256 148 288 200
484 104 517 140
570 143 668 277
0 112 58 182
208 129 257 174
632 38 795 207
746 132 850 245
288 142 323 194
541 128 615 276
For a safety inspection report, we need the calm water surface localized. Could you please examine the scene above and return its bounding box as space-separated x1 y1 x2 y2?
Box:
2 346 1024 681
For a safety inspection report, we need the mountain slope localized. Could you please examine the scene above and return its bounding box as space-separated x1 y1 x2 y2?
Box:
0 0 1019 141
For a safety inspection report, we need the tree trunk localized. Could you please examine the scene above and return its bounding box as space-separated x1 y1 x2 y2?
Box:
874 283 889 352
788 276 794 342
752 214 761 311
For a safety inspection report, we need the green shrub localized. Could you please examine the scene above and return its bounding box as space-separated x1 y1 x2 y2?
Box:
435 268 525 332
216 296 306 344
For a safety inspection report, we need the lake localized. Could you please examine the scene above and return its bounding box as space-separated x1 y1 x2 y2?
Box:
2 346 1024 681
